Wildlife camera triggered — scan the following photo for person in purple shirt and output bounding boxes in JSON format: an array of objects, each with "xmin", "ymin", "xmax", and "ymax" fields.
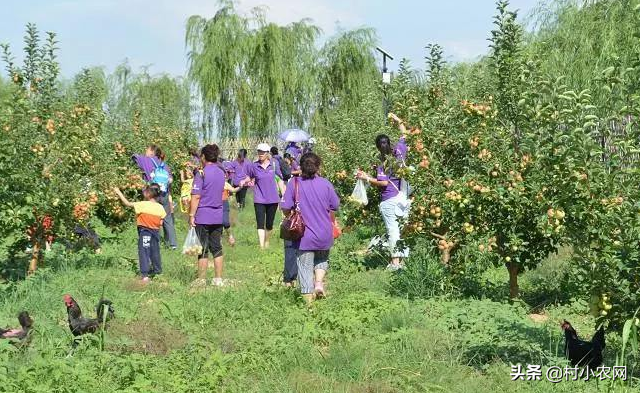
[
  {"xmin": 229, "ymin": 149, "xmax": 249, "ymax": 209},
  {"xmin": 394, "ymin": 136, "xmax": 408, "ymax": 161},
  {"xmin": 281, "ymin": 152, "xmax": 339, "ymax": 304},
  {"xmin": 284, "ymin": 153, "xmax": 301, "ymax": 177},
  {"xmin": 356, "ymin": 134, "xmax": 409, "ymax": 271},
  {"xmin": 240, "ymin": 143, "xmax": 286, "ymax": 250},
  {"xmin": 285, "ymin": 142, "xmax": 302, "ymax": 163},
  {"xmin": 132, "ymin": 145, "xmax": 178, "ymax": 249},
  {"xmin": 281, "ymin": 152, "xmax": 300, "ymax": 286},
  {"xmin": 190, "ymin": 144, "xmax": 226, "ymax": 287},
  {"xmin": 302, "ymin": 137, "xmax": 316, "ymax": 155},
  {"xmin": 220, "ymin": 157, "xmax": 239, "ymax": 247}
]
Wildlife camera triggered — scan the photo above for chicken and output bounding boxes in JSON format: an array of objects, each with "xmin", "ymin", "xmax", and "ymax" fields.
[
  {"xmin": 0, "ymin": 311, "xmax": 33, "ymax": 340},
  {"xmin": 561, "ymin": 320, "xmax": 605, "ymax": 368},
  {"xmin": 63, "ymin": 294, "xmax": 114, "ymax": 337}
]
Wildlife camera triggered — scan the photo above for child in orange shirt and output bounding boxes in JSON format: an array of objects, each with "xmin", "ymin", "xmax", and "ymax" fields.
[{"xmin": 114, "ymin": 184, "xmax": 166, "ymax": 283}]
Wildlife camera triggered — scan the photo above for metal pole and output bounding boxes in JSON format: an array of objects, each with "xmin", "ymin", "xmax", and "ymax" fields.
[
  {"xmin": 375, "ymin": 48, "xmax": 394, "ymax": 120},
  {"xmin": 382, "ymin": 54, "xmax": 389, "ymax": 118}
]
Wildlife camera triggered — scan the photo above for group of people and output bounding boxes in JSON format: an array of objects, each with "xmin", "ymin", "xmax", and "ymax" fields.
[{"xmin": 115, "ymin": 118, "xmax": 410, "ymax": 303}]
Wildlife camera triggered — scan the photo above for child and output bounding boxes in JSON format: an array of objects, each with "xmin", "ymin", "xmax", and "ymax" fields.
[
  {"xmin": 180, "ymin": 164, "xmax": 195, "ymax": 215},
  {"xmin": 114, "ymin": 184, "xmax": 166, "ymax": 283},
  {"xmin": 222, "ymin": 180, "xmax": 240, "ymax": 246},
  {"xmin": 219, "ymin": 158, "xmax": 240, "ymax": 246}
]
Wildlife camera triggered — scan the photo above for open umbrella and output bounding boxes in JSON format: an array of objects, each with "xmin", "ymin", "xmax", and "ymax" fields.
[{"xmin": 278, "ymin": 129, "xmax": 311, "ymax": 143}]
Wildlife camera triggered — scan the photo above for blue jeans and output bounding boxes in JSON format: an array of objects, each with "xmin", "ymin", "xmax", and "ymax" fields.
[
  {"xmin": 223, "ymin": 200, "xmax": 231, "ymax": 229},
  {"xmin": 138, "ymin": 227, "xmax": 161, "ymax": 277},
  {"xmin": 158, "ymin": 194, "xmax": 178, "ymax": 248},
  {"xmin": 283, "ymin": 240, "xmax": 298, "ymax": 283}
]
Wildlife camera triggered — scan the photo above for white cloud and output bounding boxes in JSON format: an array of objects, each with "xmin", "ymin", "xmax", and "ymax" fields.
[
  {"xmin": 124, "ymin": 0, "xmax": 363, "ymax": 40},
  {"xmin": 440, "ymin": 38, "xmax": 490, "ymax": 62}
]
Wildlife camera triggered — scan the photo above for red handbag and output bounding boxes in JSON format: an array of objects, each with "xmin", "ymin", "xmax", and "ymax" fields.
[{"xmin": 280, "ymin": 177, "xmax": 305, "ymax": 241}]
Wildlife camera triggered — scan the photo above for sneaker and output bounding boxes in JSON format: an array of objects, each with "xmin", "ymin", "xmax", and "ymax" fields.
[
  {"xmin": 170, "ymin": 246, "xmax": 178, "ymax": 250},
  {"xmin": 314, "ymin": 282, "xmax": 326, "ymax": 298},
  {"xmin": 212, "ymin": 278, "xmax": 224, "ymax": 287},
  {"xmin": 141, "ymin": 276, "xmax": 151, "ymax": 284},
  {"xmin": 191, "ymin": 278, "xmax": 207, "ymax": 287}
]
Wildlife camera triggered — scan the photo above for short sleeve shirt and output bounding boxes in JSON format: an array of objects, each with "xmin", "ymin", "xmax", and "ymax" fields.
[
  {"xmin": 133, "ymin": 201, "xmax": 166, "ymax": 230},
  {"xmin": 280, "ymin": 176, "xmax": 340, "ymax": 251},
  {"xmin": 377, "ymin": 164, "xmax": 401, "ymax": 201},
  {"xmin": 192, "ymin": 163, "xmax": 225, "ymax": 225},
  {"xmin": 245, "ymin": 160, "xmax": 283, "ymax": 204}
]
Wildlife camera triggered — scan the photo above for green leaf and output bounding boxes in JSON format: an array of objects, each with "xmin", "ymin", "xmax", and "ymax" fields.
[{"xmin": 621, "ymin": 319, "xmax": 632, "ymax": 355}]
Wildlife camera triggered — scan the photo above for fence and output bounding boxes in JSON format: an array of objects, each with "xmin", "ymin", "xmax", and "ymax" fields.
[
  {"xmin": 206, "ymin": 137, "xmax": 307, "ymax": 159},
  {"xmin": 597, "ymin": 117, "xmax": 640, "ymax": 169}
]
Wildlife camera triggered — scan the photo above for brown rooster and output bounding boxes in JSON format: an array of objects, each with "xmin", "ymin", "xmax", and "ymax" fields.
[{"xmin": 63, "ymin": 294, "xmax": 114, "ymax": 337}]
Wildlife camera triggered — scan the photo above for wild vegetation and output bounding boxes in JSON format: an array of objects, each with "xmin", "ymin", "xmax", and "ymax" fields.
[{"xmin": 0, "ymin": 0, "xmax": 639, "ymax": 391}]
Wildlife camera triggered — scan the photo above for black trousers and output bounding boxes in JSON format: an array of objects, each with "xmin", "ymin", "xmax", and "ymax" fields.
[
  {"xmin": 254, "ymin": 203, "xmax": 278, "ymax": 230},
  {"xmin": 235, "ymin": 187, "xmax": 248, "ymax": 208}
]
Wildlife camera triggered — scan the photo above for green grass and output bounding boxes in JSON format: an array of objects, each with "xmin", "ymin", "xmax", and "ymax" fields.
[{"xmin": 0, "ymin": 197, "xmax": 636, "ymax": 392}]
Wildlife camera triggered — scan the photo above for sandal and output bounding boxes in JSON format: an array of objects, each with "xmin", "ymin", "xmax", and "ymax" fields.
[{"xmin": 314, "ymin": 282, "xmax": 326, "ymax": 299}]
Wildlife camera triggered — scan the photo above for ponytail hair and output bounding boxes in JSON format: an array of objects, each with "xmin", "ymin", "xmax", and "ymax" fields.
[{"xmin": 148, "ymin": 144, "xmax": 165, "ymax": 161}]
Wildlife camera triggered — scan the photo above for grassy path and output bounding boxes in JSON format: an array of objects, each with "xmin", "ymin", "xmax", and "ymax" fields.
[{"xmin": 0, "ymin": 196, "xmax": 631, "ymax": 392}]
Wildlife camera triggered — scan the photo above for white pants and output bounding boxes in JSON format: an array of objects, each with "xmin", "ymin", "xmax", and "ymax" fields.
[{"xmin": 379, "ymin": 195, "xmax": 409, "ymax": 258}]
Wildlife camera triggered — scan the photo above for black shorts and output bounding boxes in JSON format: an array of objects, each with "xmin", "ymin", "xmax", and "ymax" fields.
[
  {"xmin": 195, "ymin": 224, "xmax": 223, "ymax": 259},
  {"xmin": 254, "ymin": 203, "xmax": 278, "ymax": 230}
]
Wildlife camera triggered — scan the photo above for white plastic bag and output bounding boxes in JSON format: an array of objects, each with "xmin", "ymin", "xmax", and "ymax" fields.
[
  {"xmin": 400, "ymin": 178, "xmax": 413, "ymax": 197},
  {"xmin": 390, "ymin": 180, "xmax": 411, "ymax": 218},
  {"xmin": 395, "ymin": 193, "xmax": 411, "ymax": 218},
  {"xmin": 350, "ymin": 179, "xmax": 369, "ymax": 205},
  {"xmin": 182, "ymin": 227, "xmax": 203, "ymax": 256}
]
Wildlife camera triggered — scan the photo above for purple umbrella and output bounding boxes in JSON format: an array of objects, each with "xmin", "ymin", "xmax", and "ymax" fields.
[{"xmin": 278, "ymin": 129, "xmax": 311, "ymax": 143}]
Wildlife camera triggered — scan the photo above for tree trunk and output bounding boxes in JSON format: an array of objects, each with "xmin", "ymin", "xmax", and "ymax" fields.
[
  {"xmin": 507, "ymin": 262, "xmax": 519, "ymax": 299},
  {"xmin": 28, "ymin": 241, "xmax": 40, "ymax": 275},
  {"xmin": 441, "ymin": 248, "xmax": 450, "ymax": 265}
]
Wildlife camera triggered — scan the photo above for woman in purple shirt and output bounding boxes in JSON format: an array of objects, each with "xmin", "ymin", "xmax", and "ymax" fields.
[
  {"xmin": 356, "ymin": 134, "xmax": 408, "ymax": 271},
  {"xmin": 281, "ymin": 152, "xmax": 340, "ymax": 304},
  {"xmin": 132, "ymin": 145, "xmax": 178, "ymax": 249},
  {"xmin": 229, "ymin": 149, "xmax": 249, "ymax": 209},
  {"xmin": 241, "ymin": 143, "xmax": 286, "ymax": 250},
  {"xmin": 189, "ymin": 144, "xmax": 226, "ymax": 286}
]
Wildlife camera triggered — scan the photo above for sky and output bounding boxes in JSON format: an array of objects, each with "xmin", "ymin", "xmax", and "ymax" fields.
[{"xmin": 1, "ymin": 0, "xmax": 541, "ymax": 78}]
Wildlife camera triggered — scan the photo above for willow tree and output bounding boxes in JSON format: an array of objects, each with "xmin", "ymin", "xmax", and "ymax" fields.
[
  {"xmin": 106, "ymin": 61, "xmax": 191, "ymax": 133},
  {"xmin": 186, "ymin": 1, "xmax": 320, "ymax": 139},
  {"xmin": 527, "ymin": 0, "xmax": 640, "ymax": 105},
  {"xmin": 316, "ymin": 28, "xmax": 378, "ymax": 120}
]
